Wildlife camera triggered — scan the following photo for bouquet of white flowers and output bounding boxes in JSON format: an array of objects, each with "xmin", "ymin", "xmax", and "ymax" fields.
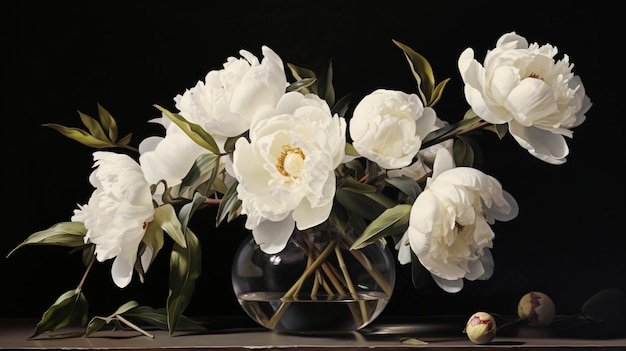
[{"xmin": 8, "ymin": 31, "xmax": 591, "ymax": 337}]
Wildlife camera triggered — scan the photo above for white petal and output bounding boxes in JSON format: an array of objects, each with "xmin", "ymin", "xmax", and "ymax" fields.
[
  {"xmin": 509, "ymin": 121, "xmax": 568, "ymax": 164},
  {"xmin": 253, "ymin": 218, "xmax": 296, "ymax": 254},
  {"xmin": 432, "ymin": 275, "xmax": 464, "ymax": 293}
]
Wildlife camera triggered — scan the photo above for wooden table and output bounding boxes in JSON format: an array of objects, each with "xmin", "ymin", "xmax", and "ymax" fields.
[{"xmin": 1, "ymin": 316, "xmax": 625, "ymax": 350}]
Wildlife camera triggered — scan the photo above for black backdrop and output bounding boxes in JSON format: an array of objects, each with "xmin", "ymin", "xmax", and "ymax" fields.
[{"xmin": 3, "ymin": 2, "xmax": 625, "ymax": 322}]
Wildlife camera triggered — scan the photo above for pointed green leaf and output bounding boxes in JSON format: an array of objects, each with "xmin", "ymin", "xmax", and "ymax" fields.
[
  {"xmin": 223, "ymin": 131, "xmax": 247, "ymax": 153},
  {"xmin": 428, "ymin": 78, "xmax": 451, "ymax": 107},
  {"xmin": 484, "ymin": 122, "xmax": 509, "ymax": 140},
  {"xmin": 331, "ymin": 93, "xmax": 352, "ymax": 118},
  {"xmin": 178, "ymin": 192, "xmax": 207, "ymax": 232},
  {"xmin": 453, "ymin": 137, "xmax": 475, "ymax": 167},
  {"xmin": 122, "ymin": 306, "xmax": 206, "ymax": 331},
  {"xmin": 154, "ymin": 104, "xmax": 220, "ymax": 154},
  {"xmin": 384, "ymin": 176, "xmax": 422, "ymax": 201},
  {"xmin": 339, "ymin": 177, "xmax": 378, "ymax": 193},
  {"xmin": 78, "ymin": 110, "xmax": 109, "ymax": 141},
  {"xmin": 287, "ymin": 62, "xmax": 316, "ymax": 81},
  {"xmin": 141, "ymin": 220, "xmax": 166, "ymax": 270},
  {"xmin": 179, "ymin": 153, "xmax": 220, "ymax": 197},
  {"xmin": 85, "ymin": 301, "xmax": 141, "ymax": 336},
  {"xmin": 167, "ymin": 228, "xmax": 202, "ymax": 334},
  {"xmin": 317, "ymin": 59, "xmax": 335, "ymax": 107},
  {"xmin": 421, "ymin": 116, "xmax": 483, "ymax": 149},
  {"xmin": 393, "ymin": 39, "xmax": 435, "ymax": 106},
  {"xmin": 344, "ymin": 142, "xmax": 359, "ymax": 157},
  {"xmin": 216, "ymin": 180, "xmax": 242, "ymax": 225},
  {"xmin": 8, "ymin": 222, "xmax": 87, "ymax": 257},
  {"xmin": 335, "ymin": 188, "xmax": 391, "ymax": 221},
  {"xmin": 96, "ymin": 103, "xmax": 119, "ymax": 142},
  {"xmin": 152, "ymin": 204, "xmax": 186, "ymax": 248},
  {"xmin": 351, "ymin": 204, "xmax": 411, "ymax": 249},
  {"xmin": 286, "ymin": 77, "xmax": 317, "ymax": 93},
  {"xmin": 401, "ymin": 337, "xmax": 428, "ymax": 345},
  {"xmin": 43, "ymin": 124, "xmax": 119, "ymax": 149},
  {"xmin": 32, "ymin": 288, "xmax": 89, "ymax": 338}
]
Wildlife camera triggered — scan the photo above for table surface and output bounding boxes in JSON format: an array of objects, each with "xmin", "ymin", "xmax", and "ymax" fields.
[{"xmin": 2, "ymin": 316, "xmax": 625, "ymax": 350}]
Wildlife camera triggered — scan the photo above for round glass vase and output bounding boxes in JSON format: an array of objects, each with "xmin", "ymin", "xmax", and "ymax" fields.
[{"xmin": 231, "ymin": 221, "xmax": 396, "ymax": 334}]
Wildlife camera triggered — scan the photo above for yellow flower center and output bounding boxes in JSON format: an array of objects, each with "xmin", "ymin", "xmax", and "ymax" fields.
[
  {"xmin": 528, "ymin": 72, "xmax": 544, "ymax": 80},
  {"xmin": 276, "ymin": 145, "xmax": 306, "ymax": 178}
]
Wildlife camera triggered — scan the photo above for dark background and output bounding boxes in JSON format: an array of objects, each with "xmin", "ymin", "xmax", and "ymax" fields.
[{"xmin": 2, "ymin": 1, "xmax": 624, "ymax": 323}]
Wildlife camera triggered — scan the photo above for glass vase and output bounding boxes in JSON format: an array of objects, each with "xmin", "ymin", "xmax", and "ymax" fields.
[{"xmin": 231, "ymin": 221, "xmax": 396, "ymax": 334}]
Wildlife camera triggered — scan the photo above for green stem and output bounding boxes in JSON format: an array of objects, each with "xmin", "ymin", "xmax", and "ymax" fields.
[
  {"xmin": 335, "ymin": 246, "xmax": 367, "ymax": 326},
  {"xmin": 267, "ymin": 239, "xmax": 338, "ymax": 328}
]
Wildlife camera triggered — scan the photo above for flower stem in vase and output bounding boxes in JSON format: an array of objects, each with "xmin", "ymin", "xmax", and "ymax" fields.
[{"xmin": 267, "ymin": 238, "xmax": 338, "ymax": 328}]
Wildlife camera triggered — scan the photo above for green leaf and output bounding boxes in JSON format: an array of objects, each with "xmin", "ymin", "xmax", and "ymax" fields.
[
  {"xmin": 331, "ymin": 93, "xmax": 352, "ymax": 117},
  {"xmin": 344, "ymin": 143, "xmax": 360, "ymax": 157},
  {"xmin": 339, "ymin": 177, "xmax": 378, "ymax": 193},
  {"xmin": 42, "ymin": 124, "xmax": 119, "ymax": 149},
  {"xmin": 154, "ymin": 104, "xmax": 220, "ymax": 154},
  {"xmin": 179, "ymin": 153, "xmax": 220, "ymax": 197},
  {"xmin": 484, "ymin": 122, "xmax": 509, "ymax": 140},
  {"xmin": 286, "ymin": 77, "xmax": 316, "ymax": 93},
  {"xmin": 287, "ymin": 62, "xmax": 317, "ymax": 81},
  {"xmin": 178, "ymin": 192, "xmax": 207, "ymax": 233},
  {"xmin": 581, "ymin": 288, "xmax": 626, "ymax": 323},
  {"xmin": 8, "ymin": 222, "xmax": 87, "ymax": 257},
  {"xmin": 123, "ymin": 306, "xmax": 206, "ymax": 332},
  {"xmin": 141, "ymin": 220, "xmax": 166, "ymax": 271},
  {"xmin": 167, "ymin": 228, "xmax": 202, "ymax": 334},
  {"xmin": 85, "ymin": 301, "xmax": 140, "ymax": 336},
  {"xmin": 453, "ymin": 137, "xmax": 475, "ymax": 167},
  {"xmin": 96, "ymin": 103, "xmax": 119, "ymax": 142},
  {"xmin": 429, "ymin": 78, "xmax": 451, "ymax": 107},
  {"xmin": 384, "ymin": 176, "xmax": 422, "ymax": 202},
  {"xmin": 351, "ymin": 204, "xmax": 411, "ymax": 249},
  {"xmin": 400, "ymin": 337, "xmax": 428, "ymax": 345},
  {"xmin": 152, "ymin": 204, "xmax": 186, "ymax": 248},
  {"xmin": 335, "ymin": 188, "xmax": 392, "ymax": 221},
  {"xmin": 32, "ymin": 289, "xmax": 89, "ymax": 338},
  {"xmin": 223, "ymin": 131, "xmax": 247, "ymax": 153},
  {"xmin": 317, "ymin": 59, "xmax": 335, "ymax": 107},
  {"xmin": 78, "ymin": 110, "xmax": 109, "ymax": 141},
  {"xmin": 421, "ymin": 116, "xmax": 483, "ymax": 149},
  {"xmin": 392, "ymin": 39, "xmax": 436, "ymax": 106},
  {"xmin": 216, "ymin": 180, "xmax": 242, "ymax": 225}
]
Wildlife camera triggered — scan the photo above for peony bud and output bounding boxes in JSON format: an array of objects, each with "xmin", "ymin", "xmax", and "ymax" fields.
[
  {"xmin": 517, "ymin": 291, "xmax": 555, "ymax": 327},
  {"xmin": 465, "ymin": 312, "xmax": 497, "ymax": 344}
]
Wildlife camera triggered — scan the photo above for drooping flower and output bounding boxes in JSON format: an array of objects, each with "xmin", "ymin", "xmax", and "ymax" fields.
[
  {"xmin": 458, "ymin": 31, "xmax": 592, "ymax": 164},
  {"xmin": 349, "ymin": 89, "xmax": 437, "ymax": 170},
  {"xmin": 71, "ymin": 151, "xmax": 155, "ymax": 288},
  {"xmin": 139, "ymin": 119, "xmax": 216, "ymax": 200},
  {"xmin": 174, "ymin": 45, "xmax": 287, "ymax": 149},
  {"xmin": 400, "ymin": 148, "xmax": 519, "ymax": 293},
  {"xmin": 232, "ymin": 91, "xmax": 346, "ymax": 254}
]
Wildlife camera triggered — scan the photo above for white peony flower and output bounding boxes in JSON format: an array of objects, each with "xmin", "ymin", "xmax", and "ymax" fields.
[
  {"xmin": 349, "ymin": 89, "xmax": 437, "ymax": 170},
  {"xmin": 71, "ymin": 151, "xmax": 155, "ymax": 288},
  {"xmin": 458, "ymin": 31, "xmax": 592, "ymax": 165},
  {"xmin": 388, "ymin": 117, "xmax": 454, "ymax": 181},
  {"xmin": 174, "ymin": 45, "xmax": 287, "ymax": 149},
  {"xmin": 232, "ymin": 91, "xmax": 346, "ymax": 254},
  {"xmin": 402, "ymin": 148, "xmax": 518, "ymax": 293},
  {"xmin": 139, "ymin": 121, "xmax": 214, "ymax": 200}
]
